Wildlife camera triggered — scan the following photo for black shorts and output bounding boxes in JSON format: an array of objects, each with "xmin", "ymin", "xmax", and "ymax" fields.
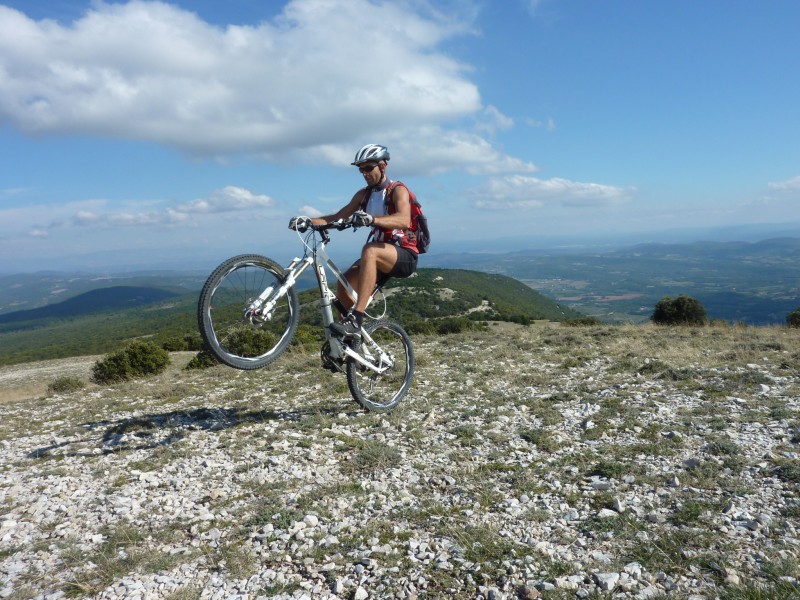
[{"xmin": 355, "ymin": 246, "xmax": 418, "ymax": 287}]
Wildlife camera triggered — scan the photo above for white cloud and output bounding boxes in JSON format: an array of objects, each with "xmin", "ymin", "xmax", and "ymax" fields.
[
  {"xmin": 0, "ymin": 0, "xmax": 532, "ymax": 174},
  {"xmin": 73, "ymin": 210, "xmax": 102, "ymax": 226},
  {"xmin": 172, "ymin": 186, "xmax": 274, "ymax": 214},
  {"xmin": 0, "ymin": 186, "xmax": 274, "ymax": 237},
  {"xmin": 297, "ymin": 205, "xmax": 323, "ymax": 218},
  {"xmin": 474, "ymin": 105, "xmax": 514, "ymax": 135},
  {"xmin": 768, "ymin": 176, "xmax": 800, "ymax": 191},
  {"xmin": 473, "ymin": 175, "xmax": 634, "ymax": 209},
  {"xmin": 367, "ymin": 126, "xmax": 537, "ymax": 177}
]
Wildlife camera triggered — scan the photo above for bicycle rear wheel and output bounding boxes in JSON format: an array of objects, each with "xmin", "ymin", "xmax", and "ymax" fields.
[
  {"xmin": 346, "ymin": 319, "xmax": 414, "ymax": 412},
  {"xmin": 198, "ymin": 254, "xmax": 299, "ymax": 370}
]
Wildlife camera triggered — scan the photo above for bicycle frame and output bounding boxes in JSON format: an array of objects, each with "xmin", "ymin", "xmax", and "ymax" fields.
[{"xmin": 246, "ymin": 224, "xmax": 393, "ymax": 373}]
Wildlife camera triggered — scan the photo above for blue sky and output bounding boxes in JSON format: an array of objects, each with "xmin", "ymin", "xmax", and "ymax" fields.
[{"xmin": 1, "ymin": 0, "xmax": 799, "ymax": 273}]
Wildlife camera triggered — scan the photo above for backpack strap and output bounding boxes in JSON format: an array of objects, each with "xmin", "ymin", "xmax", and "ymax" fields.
[
  {"xmin": 359, "ymin": 187, "xmax": 371, "ymax": 212},
  {"xmin": 384, "ymin": 180, "xmax": 419, "ymax": 212}
]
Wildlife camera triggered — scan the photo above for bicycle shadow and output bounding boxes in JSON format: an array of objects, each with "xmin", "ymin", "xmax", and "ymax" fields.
[{"xmin": 27, "ymin": 404, "xmax": 349, "ymax": 460}]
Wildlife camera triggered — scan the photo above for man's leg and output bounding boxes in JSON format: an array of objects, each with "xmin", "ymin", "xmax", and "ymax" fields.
[
  {"xmin": 331, "ymin": 243, "xmax": 397, "ymax": 336},
  {"xmin": 335, "ymin": 266, "xmax": 359, "ymax": 314},
  {"xmin": 353, "ymin": 243, "xmax": 398, "ymax": 313}
]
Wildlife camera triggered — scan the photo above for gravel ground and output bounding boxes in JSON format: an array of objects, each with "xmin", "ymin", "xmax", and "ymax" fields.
[{"xmin": 1, "ymin": 324, "xmax": 799, "ymax": 599}]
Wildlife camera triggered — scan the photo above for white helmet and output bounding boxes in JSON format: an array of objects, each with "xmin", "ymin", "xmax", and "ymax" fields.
[{"xmin": 351, "ymin": 144, "xmax": 390, "ymax": 166}]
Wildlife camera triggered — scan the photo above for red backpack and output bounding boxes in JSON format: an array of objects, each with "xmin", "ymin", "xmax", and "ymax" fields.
[{"xmin": 361, "ymin": 181, "xmax": 430, "ymax": 254}]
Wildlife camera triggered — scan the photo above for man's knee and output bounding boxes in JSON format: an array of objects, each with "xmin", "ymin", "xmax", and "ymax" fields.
[
  {"xmin": 360, "ymin": 243, "xmax": 382, "ymax": 262},
  {"xmin": 361, "ymin": 243, "xmax": 397, "ymax": 271}
]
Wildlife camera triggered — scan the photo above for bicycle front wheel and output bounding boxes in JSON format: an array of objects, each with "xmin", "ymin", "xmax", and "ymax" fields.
[
  {"xmin": 198, "ymin": 254, "xmax": 300, "ymax": 370},
  {"xmin": 346, "ymin": 319, "xmax": 414, "ymax": 412}
]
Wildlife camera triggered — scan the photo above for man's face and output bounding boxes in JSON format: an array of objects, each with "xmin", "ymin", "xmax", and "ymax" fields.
[{"xmin": 358, "ymin": 162, "xmax": 382, "ymax": 185}]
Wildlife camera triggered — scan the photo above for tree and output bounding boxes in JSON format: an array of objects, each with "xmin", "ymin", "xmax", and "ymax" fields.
[
  {"xmin": 788, "ymin": 306, "xmax": 800, "ymax": 328},
  {"xmin": 651, "ymin": 295, "xmax": 707, "ymax": 326}
]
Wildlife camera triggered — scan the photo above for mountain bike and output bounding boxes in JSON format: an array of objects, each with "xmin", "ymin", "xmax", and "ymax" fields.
[{"xmin": 197, "ymin": 218, "xmax": 414, "ymax": 412}]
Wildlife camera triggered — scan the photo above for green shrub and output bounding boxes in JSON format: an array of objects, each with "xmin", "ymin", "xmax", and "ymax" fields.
[
  {"xmin": 406, "ymin": 320, "xmax": 437, "ymax": 335},
  {"xmin": 290, "ymin": 324, "xmax": 323, "ymax": 347},
  {"xmin": 566, "ymin": 316, "xmax": 602, "ymax": 326},
  {"xmin": 161, "ymin": 336, "xmax": 187, "ymax": 352},
  {"xmin": 788, "ymin": 306, "xmax": 800, "ymax": 328},
  {"xmin": 651, "ymin": 295, "xmax": 707, "ymax": 326},
  {"xmin": 47, "ymin": 375, "xmax": 86, "ymax": 395},
  {"xmin": 436, "ymin": 317, "xmax": 484, "ymax": 335},
  {"xmin": 223, "ymin": 327, "xmax": 278, "ymax": 356},
  {"xmin": 185, "ymin": 349, "xmax": 219, "ymax": 370},
  {"xmin": 404, "ymin": 318, "xmax": 486, "ymax": 336},
  {"xmin": 185, "ymin": 332, "xmax": 203, "ymax": 351},
  {"xmin": 92, "ymin": 340, "xmax": 171, "ymax": 384},
  {"xmin": 161, "ymin": 332, "xmax": 204, "ymax": 352}
]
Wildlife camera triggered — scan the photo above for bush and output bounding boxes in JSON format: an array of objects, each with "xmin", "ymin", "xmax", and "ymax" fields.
[
  {"xmin": 651, "ymin": 295, "xmax": 707, "ymax": 326},
  {"xmin": 291, "ymin": 324, "xmax": 323, "ymax": 348},
  {"xmin": 161, "ymin": 336, "xmax": 188, "ymax": 352},
  {"xmin": 161, "ymin": 332, "xmax": 204, "ymax": 352},
  {"xmin": 788, "ymin": 306, "xmax": 800, "ymax": 328},
  {"xmin": 435, "ymin": 317, "xmax": 485, "ymax": 335},
  {"xmin": 92, "ymin": 340, "xmax": 171, "ymax": 384},
  {"xmin": 223, "ymin": 327, "xmax": 279, "ymax": 356},
  {"xmin": 406, "ymin": 320, "xmax": 437, "ymax": 335},
  {"xmin": 566, "ymin": 316, "xmax": 603, "ymax": 327},
  {"xmin": 185, "ymin": 349, "xmax": 219, "ymax": 370},
  {"xmin": 47, "ymin": 376, "xmax": 85, "ymax": 395}
]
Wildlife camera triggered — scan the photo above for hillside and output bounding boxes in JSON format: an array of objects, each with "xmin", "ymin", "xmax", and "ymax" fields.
[
  {"xmin": 1, "ymin": 324, "xmax": 798, "ymax": 598},
  {"xmin": 0, "ymin": 289, "xmax": 199, "ymax": 366},
  {"xmin": 384, "ymin": 268, "xmax": 583, "ymax": 323},
  {"xmin": 0, "ymin": 286, "xmax": 177, "ymax": 326},
  {"xmin": 0, "ymin": 269, "xmax": 581, "ymax": 367},
  {"xmin": 0, "ymin": 271, "xmax": 207, "ymax": 315}
]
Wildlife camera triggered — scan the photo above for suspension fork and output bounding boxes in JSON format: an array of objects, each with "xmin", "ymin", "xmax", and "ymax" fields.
[{"xmin": 246, "ymin": 257, "xmax": 311, "ymax": 320}]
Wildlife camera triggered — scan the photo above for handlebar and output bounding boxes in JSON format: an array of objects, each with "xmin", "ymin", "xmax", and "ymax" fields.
[
  {"xmin": 289, "ymin": 216, "xmax": 367, "ymax": 244},
  {"xmin": 316, "ymin": 218, "xmax": 355, "ymax": 232}
]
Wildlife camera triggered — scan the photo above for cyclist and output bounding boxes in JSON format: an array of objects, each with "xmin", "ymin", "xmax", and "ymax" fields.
[{"xmin": 289, "ymin": 144, "xmax": 419, "ymax": 337}]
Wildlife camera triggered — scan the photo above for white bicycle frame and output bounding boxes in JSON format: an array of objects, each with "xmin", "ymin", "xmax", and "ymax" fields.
[{"xmin": 246, "ymin": 222, "xmax": 393, "ymax": 373}]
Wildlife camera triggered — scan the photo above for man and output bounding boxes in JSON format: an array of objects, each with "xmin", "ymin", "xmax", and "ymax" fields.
[{"xmin": 289, "ymin": 144, "xmax": 419, "ymax": 337}]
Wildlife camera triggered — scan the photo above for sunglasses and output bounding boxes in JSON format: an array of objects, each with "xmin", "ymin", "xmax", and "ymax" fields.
[{"xmin": 358, "ymin": 163, "xmax": 379, "ymax": 173}]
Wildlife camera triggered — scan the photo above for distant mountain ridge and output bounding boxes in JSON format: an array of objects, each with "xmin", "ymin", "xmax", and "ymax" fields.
[
  {"xmin": 0, "ymin": 286, "xmax": 178, "ymax": 325},
  {"xmin": 3, "ymin": 235, "xmax": 799, "ymax": 327},
  {"xmin": 626, "ymin": 236, "xmax": 800, "ymax": 257},
  {"xmin": 0, "ymin": 271, "xmax": 207, "ymax": 316}
]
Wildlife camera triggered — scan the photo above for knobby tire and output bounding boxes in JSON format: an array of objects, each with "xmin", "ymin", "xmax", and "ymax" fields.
[{"xmin": 346, "ymin": 319, "xmax": 414, "ymax": 412}]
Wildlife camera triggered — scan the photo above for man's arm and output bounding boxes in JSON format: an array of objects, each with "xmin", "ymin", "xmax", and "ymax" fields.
[
  {"xmin": 373, "ymin": 185, "xmax": 411, "ymax": 230},
  {"xmin": 310, "ymin": 190, "xmax": 365, "ymax": 226}
]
